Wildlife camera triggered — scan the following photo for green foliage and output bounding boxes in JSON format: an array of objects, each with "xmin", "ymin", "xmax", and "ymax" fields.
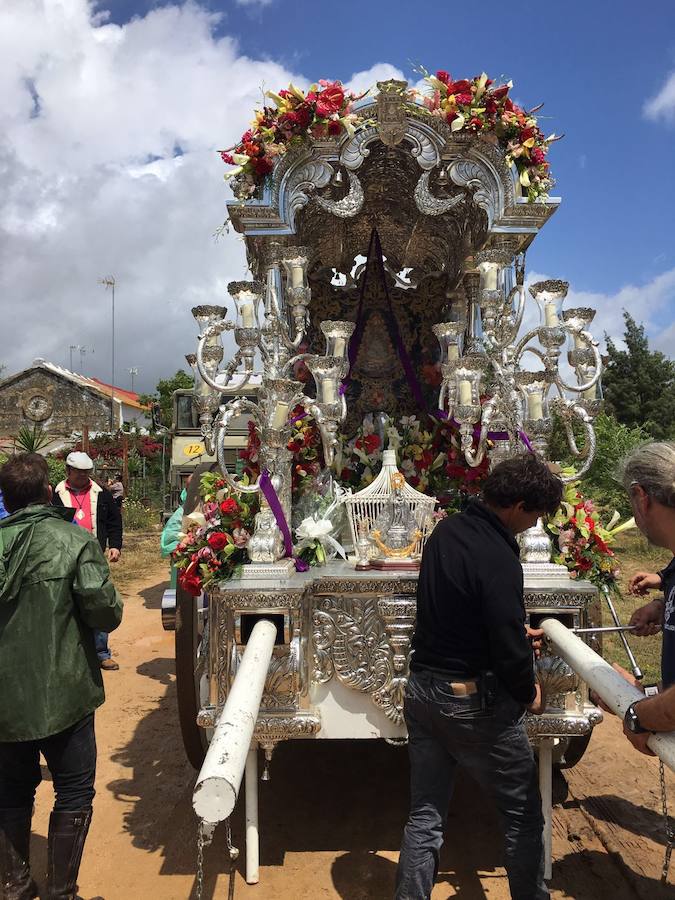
[
  {"xmin": 121, "ymin": 499, "xmax": 158, "ymax": 531},
  {"xmin": 13, "ymin": 425, "xmax": 51, "ymax": 453},
  {"xmin": 139, "ymin": 370, "xmax": 194, "ymax": 428},
  {"xmin": 549, "ymin": 412, "xmax": 647, "ymax": 516},
  {"xmin": 603, "ymin": 312, "xmax": 675, "ymax": 439},
  {"xmin": 46, "ymin": 456, "xmax": 66, "ymax": 485}
]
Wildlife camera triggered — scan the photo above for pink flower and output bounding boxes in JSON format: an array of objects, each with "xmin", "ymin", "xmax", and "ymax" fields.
[{"xmin": 233, "ymin": 527, "xmax": 250, "ymax": 548}]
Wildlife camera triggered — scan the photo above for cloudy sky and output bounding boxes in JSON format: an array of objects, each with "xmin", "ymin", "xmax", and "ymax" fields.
[{"xmin": 1, "ymin": 0, "xmax": 675, "ymax": 393}]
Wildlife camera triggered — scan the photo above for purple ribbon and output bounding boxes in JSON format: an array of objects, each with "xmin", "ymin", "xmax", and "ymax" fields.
[
  {"xmin": 258, "ymin": 469, "xmax": 309, "ymax": 572},
  {"xmin": 346, "ymin": 230, "xmax": 428, "ymax": 411},
  {"xmin": 433, "ymin": 409, "xmax": 533, "ymax": 453}
]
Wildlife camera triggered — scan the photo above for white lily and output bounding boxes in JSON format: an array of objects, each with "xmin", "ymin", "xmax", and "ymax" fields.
[
  {"xmin": 183, "ymin": 511, "xmax": 207, "ymax": 530},
  {"xmin": 607, "ymin": 516, "xmax": 636, "ymax": 537},
  {"xmin": 295, "ymin": 515, "xmax": 346, "ymax": 561},
  {"xmin": 451, "ymin": 113, "xmax": 466, "ymax": 132}
]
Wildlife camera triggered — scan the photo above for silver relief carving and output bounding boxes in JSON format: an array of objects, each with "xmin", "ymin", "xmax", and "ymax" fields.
[
  {"xmin": 314, "ymin": 169, "xmax": 364, "ymax": 218},
  {"xmin": 414, "ymin": 170, "xmax": 464, "ymax": 216}
]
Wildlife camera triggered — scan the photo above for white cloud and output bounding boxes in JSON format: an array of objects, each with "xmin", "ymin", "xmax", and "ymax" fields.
[
  {"xmin": 235, "ymin": 0, "xmax": 274, "ymax": 6},
  {"xmin": 344, "ymin": 63, "xmax": 406, "ymax": 97},
  {"xmin": 644, "ymin": 70, "xmax": 675, "ymax": 122}
]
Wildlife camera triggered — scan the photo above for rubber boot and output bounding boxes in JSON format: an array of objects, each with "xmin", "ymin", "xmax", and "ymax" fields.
[
  {"xmin": 0, "ymin": 807, "xmax": 39, "ymax": 900},
  {"xmin": 45, "ymin": 808, "xmax": 92, "ymax": 900}
]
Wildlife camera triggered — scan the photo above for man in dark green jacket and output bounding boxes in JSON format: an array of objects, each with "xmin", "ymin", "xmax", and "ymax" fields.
[{"xmin": 0, "ymin": 453, "xmax": 123, "ymax": 900}]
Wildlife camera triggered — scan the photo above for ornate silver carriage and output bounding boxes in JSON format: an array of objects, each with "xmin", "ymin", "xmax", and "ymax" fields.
[{"xmin": 167, "ymin": 78, "xmax": 608, "ymax": 884}]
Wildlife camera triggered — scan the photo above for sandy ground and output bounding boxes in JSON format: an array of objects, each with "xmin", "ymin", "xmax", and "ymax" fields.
[{"xmin": 26, "ymin": 557, "xmax": 675, "ymax": 900}]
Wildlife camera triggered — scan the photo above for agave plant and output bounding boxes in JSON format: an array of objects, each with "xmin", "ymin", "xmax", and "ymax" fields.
[{"xmin": 13, "ymin": 425, "xmax": 51, "ymax": 453}]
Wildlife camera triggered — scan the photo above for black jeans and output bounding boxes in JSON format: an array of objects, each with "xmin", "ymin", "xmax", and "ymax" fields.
[
  {"xmin": 0, "ymin": 714, "xmax": 96, "ymax": 812},
  {"xmin": 396, "ymin": 671, "xmax": 548, "ymax": 900}
]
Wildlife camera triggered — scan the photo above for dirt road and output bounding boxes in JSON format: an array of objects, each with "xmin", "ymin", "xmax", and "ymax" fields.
[{"xmin": 27, "ymin": 555, "xmax": 675, "ymax": 899}]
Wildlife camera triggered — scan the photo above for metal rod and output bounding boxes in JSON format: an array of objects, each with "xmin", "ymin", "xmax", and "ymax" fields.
[
  {"xmin": 601, "ymin": 586, "xmax": 643, "ymax": 680},
  {"xmin": 538, "ymin": 739, "xmax": 553, "ymax": 880},
  {"xmin": 573, "ymin": 625, "xmax": 637, "ymax": 635}
]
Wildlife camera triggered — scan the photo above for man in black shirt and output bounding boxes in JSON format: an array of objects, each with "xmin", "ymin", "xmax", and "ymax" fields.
[{"xmin": 396, "ymin": 455, "xmax": 562, "ymax": 900}]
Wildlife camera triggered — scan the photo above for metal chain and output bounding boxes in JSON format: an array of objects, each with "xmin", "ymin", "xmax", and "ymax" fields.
[
  {"xmin": 225, "ymin": 818, "xmax": 239, "ymax": 900},
  {"xmin": 659, "ymin": 760, "xmax": 675, "ymax": 884},
  {"xmin": 196, "ymin": 823, "xmax": 206, "ymax": 900}
]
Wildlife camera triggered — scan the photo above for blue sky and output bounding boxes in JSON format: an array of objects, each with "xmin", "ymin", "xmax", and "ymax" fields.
[{"xmin": 2, "ymin": 0, "xmax": 675, "ymax": 391}]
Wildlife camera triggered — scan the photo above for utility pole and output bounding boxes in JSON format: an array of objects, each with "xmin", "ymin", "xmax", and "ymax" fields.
[
  {"xmin": 128, "ymin": 367, "xmax": 139, "ymax": 392},
  {"xmin": 99, "ymin": 276, "xmax": 116, "ymax": 432}
]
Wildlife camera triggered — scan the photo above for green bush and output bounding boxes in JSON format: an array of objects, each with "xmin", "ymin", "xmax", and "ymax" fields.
[
  {"xmin": 122, "ymin": 499, "xmax": 158, "ymax": 531},
  {"xmin": 46, "ymin": 456, "xmax": 66, "ymax": 485},
  {"xmin": 549, "ymin": 412, "xmax": 647, "ymax": 516}
]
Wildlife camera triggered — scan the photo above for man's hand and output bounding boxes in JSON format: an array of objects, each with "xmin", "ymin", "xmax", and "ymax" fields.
[
  {"xmin": 629, "ymin": 598, "xmax": 664, "ymax": 636},
  {"xmin": 623, "ymin": 722, "xmax": 656, "ymax": 756},
  {"xmin": 106, "ymin": 548, "xmax": 121, "ymax": 563},
  {"xmin": 525, "ymin": 626, "xmax": 544, "ymax": 659},
  {"xmin": 629, "ymin": 571, "xmax": 662, "ymax": 596},
  {"xmin": 591, "ymin": 662, "xmax": 644, "ymax": 714},
  {"xmin": 527, "ymin": 683, "xmax": 545, "ymax": 715}
]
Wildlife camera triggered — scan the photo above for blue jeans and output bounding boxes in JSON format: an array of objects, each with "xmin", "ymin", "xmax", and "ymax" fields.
[
  {"xmin": 0, "ymin": 713, "xmax": 96, "ymax": 812},
  {"xmin": 396, "ymin": 670, "xmax": 548, "ymax": 900},
  {"xmin": 94, "ymin": 630, "xmax": 110, "ymax": 660}
]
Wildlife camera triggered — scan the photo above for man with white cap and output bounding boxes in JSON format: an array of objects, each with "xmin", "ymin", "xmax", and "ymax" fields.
[{"xmin": 53, "ymin": 452, "xmax": 123, "ymax": 670}]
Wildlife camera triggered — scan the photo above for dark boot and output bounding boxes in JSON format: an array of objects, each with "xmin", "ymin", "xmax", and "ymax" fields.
[
  {"xmin": 0, "ymin": 807, "xmax": 39, "ymax": 900},
  {"xmin": 45, "ymin": 808, "xmax": 92, "ymax": 900}
]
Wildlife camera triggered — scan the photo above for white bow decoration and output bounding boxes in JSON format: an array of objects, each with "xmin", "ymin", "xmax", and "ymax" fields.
[{"xmin": 294, "ymin": 515, "xmax": 346, "ymax": 561}]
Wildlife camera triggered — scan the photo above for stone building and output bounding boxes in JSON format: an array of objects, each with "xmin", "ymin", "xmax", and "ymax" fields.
[{"xmin": 0, "ymin": 358, "xmax": 147, "ymax": 438}]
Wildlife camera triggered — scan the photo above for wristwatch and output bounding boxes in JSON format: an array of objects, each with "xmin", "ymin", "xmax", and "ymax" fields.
[{"xmin": 624, "ymin": 701, "xmax": 649, "ymax": 734}]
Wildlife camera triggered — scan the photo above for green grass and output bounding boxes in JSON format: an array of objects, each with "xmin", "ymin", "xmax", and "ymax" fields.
[{"xmin": 601, "ymin": 532, "xmax": 672, "ymax": 683}]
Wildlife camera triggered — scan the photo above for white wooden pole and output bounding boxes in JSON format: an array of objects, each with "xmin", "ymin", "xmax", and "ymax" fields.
[
  {"xmin": 541, "ymin": 617, "xmax": 675, "ymax": 770},
  {"xmin": 245, "ymin": 747, "xmax": 260, "ymax": 884},
  {"xmin": 193, "ymin": 619, "xmax": 276, "ymax": 823},
  {"xmin": 538, "ymin": 739, "xmax": 553, "ymax": 880}
]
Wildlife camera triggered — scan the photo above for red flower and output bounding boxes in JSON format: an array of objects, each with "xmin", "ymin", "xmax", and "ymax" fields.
[
  {"xmin": 207, "ymin": 531, "xmax": 231, "ymax": 552},
  {"xmin": 530, "ymin": 147, "xmax": 546, "ymax": 166},
  {"xmin": 220, "ymin": 151, "xmax": 234, "ymax": 164},
  {"xmin": 316, "ymin": 84, "xmax": 345, "ymax": 118},
  {"xmin": 446, "ymin": 111, "xmax": 458, "ymax": 126},
  {"xmin": 490, "ymin": 85, "xmax": 510, "ymax": 101},
  {"xmin": 252, "ymin": 156, "xmax": 274, "ymax": 176},
  {"xmin": 436, "ymin": 70, "xmax": 450, "ymax": 84},
  {"xmin": 364, "ymin": 433, "xmax": 381, "ymax": 455},
  {"xmin": 340, "ymin": 467, "xmax": 354, "ymax": 482},
  {"xmin": 448, "ymin": 79, "xmax": 472, "ymax": 94},
  {"xmin": 468, "ymin": 117, "xmax": 484, "ymax": 131},
  {"xmin": 220, "ymin": 498, "xmax": 239, "ymax": 516},
  {"xmin": 455, "ymin": 92, "xmax": 473, "ymax": 106},
  {"xmin": 327, "ymin": 119, "xmax": 342, "ymax": 136},
  {"xmin": 179, "ymin": 572, "xmax": 202, "ymax": 596}
]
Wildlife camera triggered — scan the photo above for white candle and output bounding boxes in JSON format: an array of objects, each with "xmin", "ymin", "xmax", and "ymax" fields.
[
  {"xmin": 544, "ymin": 302, "xmax": 559, "ymax": 327},
  {"xmin": 290, "ymin": 265, "xmax": 304, "ymax": 288},
  {"xmin": 333, "ymin": 337, "xmax": 346, "ymax": 357},
  {"xmin": 573, "ymin": 333, "xmax": 585, "ymax": 349},
  {"xmin": 458, "ymin": 380, "xmax": 472, "ymax": 406},
  {"xmin": 527, "ymin": 390, "xmax": 544, "ymax": 420},
  {"xmin": 240, "ymin": 303, "xmax": 254, "ymax": 328},
  {"xmin": 583, "ymin": 385, "xmax": 596, "ymax": 400},
  {"xmin": 321, "ymin": 380, "xmax": 337, "ymax": 404},
  {"xmin": 447, "ymin": 344, "xmax": 460, "ymax": 362},
  {"xmin": 271, "ymin": 401, "xmax": 290, "ymax": 430},
  {"xmin": 483, "ymin": 266, "xmax": 498, "ymax": 291}
]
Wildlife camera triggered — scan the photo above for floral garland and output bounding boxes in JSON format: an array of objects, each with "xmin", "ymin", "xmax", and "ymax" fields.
[
  {"xmin": 415, "ymin": 69, "xmax": 556, "ymax": 201},
  {"xmin": 220, "ymin": 80, "xmax": 361, "ymax": 198},
  {"xmin": 546, "ymin": 472, "xmax": 635, "ymax": 590},
  {"xmin": 172, "ymin": 472, "xmax": 257, "ymax": 595},
  {"xmin": 220, "ymin": 70, "xmax": 557, "ymax": 202}
]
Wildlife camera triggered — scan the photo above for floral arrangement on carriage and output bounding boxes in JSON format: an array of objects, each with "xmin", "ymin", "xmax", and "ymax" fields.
[
  {"xmin": 546, "ymin": 470, "xmax": 636, "ymax": 592},
  {"xmin": 173, "ymin": 472, "xmax": 257, "ymax": 595},
  {"xmin": 220, "ymin": 69, "xmax": 558, "ymax": 201}
]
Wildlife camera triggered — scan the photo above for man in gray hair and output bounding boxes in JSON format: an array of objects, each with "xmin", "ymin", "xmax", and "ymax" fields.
[{"xmin": 616, "ymin": 442, "xmax": 675, "ymax": 753}]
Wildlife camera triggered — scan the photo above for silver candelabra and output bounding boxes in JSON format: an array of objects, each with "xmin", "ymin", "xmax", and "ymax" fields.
[
  {"xmin": 188, "ymin": 244, "xmax": 354, "ymax": 570},
  {"xmin": 435, "ymin": 247, "xmax": 604, "ymax": 576}
]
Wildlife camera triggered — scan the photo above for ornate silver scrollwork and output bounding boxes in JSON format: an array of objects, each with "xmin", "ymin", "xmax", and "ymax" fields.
[
  {"xmin": 311, "ymin": 595, "xmax": 415, "ymax": 725},
  {"xmin": 314, "ymin": 169, "xmax": 364, "ymax": 218},
  {"xmin": 448, "ymin": 158, "xmax": 498, "ymax": 227},
  {"xmin": 286, "ymin": 159, "xmax": 333, "ymax": 225},
  {"xmin": 414, "ymin": 170, "xmax": 464, "ymax": 216}
]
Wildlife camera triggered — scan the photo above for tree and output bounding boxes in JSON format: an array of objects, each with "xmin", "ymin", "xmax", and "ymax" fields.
[
  {"xmin": 602, "ymin": 312, "xmax": 675, "ymax": 439},
  {"xmin": 139, "ymin": 369, "xmax": 194, "ymax": 428}
]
